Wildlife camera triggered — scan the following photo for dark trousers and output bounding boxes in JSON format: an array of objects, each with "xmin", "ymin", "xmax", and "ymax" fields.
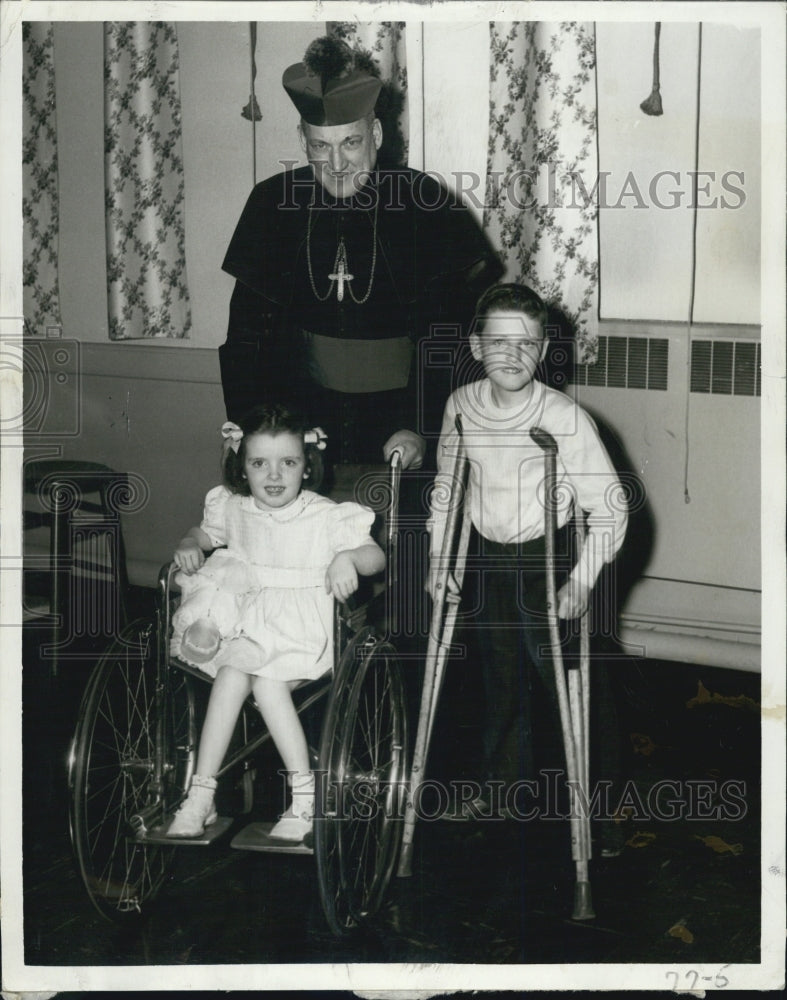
[{"xmin": 468, "ymin": 528, "xmax": 621, "ymax": 799}]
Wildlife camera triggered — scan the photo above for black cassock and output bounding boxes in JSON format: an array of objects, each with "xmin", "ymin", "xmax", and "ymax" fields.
[{"xmin": 220, "ymin": 167, "xmax": 501, "ymax": 465}]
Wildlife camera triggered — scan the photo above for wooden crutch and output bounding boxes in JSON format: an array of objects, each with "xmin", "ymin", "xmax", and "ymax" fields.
[
  {"xmin": 530, "ymin": 427, "xmax": 594, "ymax": 920},
  {"xmin": 398, "ymin": 415, "xmax": 471, "ymax": 878}
]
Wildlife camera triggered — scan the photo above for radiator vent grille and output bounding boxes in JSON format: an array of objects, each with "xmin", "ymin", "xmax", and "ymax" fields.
[
  {"xmin": 571, "ymin": 335, "xmax": 668, "ymax": 390},
  {"xmin": 690, "ymin": 340, "xmax": 761, "ymax": 396}
]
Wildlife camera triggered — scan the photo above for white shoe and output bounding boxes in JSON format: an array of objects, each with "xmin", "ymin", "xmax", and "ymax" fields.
[
  {"xmin": 269, "ymin": 806, "xmax": 312, "ymax": 842},
  {"xmin": 270, "ymin": 772, "xmax": 314, "ymax": 842},
  {"xmin": 167, "ymin": 774, "xmax": 218, "ymax": 837}
]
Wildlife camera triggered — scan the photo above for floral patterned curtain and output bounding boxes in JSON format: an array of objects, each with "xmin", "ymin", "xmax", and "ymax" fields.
[
  {"xmin": 485, "ymin": 22, "xmax": 599, "ymax": 362},
  {"xmin": 22, "ymin": 22, "xmax": 62, "ymax": 337},
  {"xmin": 327, "ymin": 21, "xmax": 408, "ymax": 168},
  {"xmin": 104, "ymin": 22, "xmax": 191, "ymax": 340}
]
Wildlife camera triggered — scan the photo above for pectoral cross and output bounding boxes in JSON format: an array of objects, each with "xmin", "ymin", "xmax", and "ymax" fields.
[{"xmin": 329, "ymin": 239, "xmax": 354, "ymax": 302}]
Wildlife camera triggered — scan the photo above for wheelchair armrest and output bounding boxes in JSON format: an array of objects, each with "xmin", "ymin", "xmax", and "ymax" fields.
[
  {"xmin": 156, "ymin": 562, "xmax": 183, "ymax": 626},
  {"xmin": 158, "ymin": 561, "xmax": 182, "ymax": 593},
  {"xmin": 336, "ymin": 589, "xmax": 387, "ymax": 649},
  {"xmin": 336, "ymin": 591, "xmax": 367, "ymax": 632}
]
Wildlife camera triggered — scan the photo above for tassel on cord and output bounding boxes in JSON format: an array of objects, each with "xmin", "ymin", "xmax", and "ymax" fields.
[
  {"xmin": 241, "ymin": 21, "xmax": 263, "ymax": 122},
  {"xmin": 242, "ymin": 95, "xmax": 263, "ymax": 122},
  {"xmin": 640, "ymin": 22, "xmax": 663, "ymax": 116}
]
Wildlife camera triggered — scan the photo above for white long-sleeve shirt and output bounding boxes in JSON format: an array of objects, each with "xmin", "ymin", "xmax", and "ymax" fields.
[{"xmin": 428, "ymin": 379, "xmax": 628, "ymax": 592}]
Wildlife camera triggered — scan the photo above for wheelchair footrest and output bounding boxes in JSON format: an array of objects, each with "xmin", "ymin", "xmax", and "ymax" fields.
[
  {"xmin": 231, "ymin": 821, "xmax": 314, "ymax": 855},
  {"xmin": 140, "ymin": 816, "xmax": 235, "ymax": 846}
]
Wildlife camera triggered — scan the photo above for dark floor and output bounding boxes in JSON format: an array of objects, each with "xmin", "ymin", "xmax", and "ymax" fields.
[{"xmin": 19, "ymin": 584, "xmax": 762, "ymax": 972}]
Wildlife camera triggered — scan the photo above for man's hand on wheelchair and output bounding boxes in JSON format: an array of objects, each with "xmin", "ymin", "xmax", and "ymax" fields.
[
  {"xmin": 174, "ymin": 537, "xmax": 205, "ymax": 574},
  {"xmin": 325, "ymin": 551, "xmax": 360, "ymax": 602},
  {"xmin": 383, "ymin": 429, "xmax": 426, "ymax": 470},
  {"xmin": 556, "ymin": 578, "xmax": 591, "ymax": 620}
]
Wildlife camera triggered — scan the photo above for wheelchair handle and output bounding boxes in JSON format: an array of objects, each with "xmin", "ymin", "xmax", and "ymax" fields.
[{"xmin": 385, "ymin": 448, "xmax": 403, "ymax": 629}]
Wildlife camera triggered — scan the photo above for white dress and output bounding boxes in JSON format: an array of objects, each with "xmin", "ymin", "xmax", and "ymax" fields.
[{"xmin": 171, "ymin": 488, "xmax": 375, "ymax": 681}]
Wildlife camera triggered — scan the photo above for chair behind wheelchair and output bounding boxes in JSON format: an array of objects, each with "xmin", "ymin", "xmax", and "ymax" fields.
[{"xmin": 67, "ymin": 453, "xmax": 408, "ymax": 937}]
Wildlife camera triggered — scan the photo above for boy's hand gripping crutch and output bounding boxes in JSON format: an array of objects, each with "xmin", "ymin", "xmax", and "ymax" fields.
[
  {"xmin": 398, "ymin": 415, "xmax": 471, "ymax": 878},
  {"xmin": 530, "ymin": 427, "xmax": 595, "ymax": 921}
]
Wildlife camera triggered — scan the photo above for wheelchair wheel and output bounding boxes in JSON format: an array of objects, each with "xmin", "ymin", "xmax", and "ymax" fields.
[
  {"xmin": 315, "ymin": 632, "xmax": 407, "ymax": 936},
  {"xmin": 68, "ymin": 618, "xmax": 195, "ymax": 920}
]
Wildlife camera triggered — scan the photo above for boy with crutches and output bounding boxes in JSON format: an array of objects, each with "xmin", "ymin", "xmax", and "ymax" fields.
[{"xmin": 425, "ymin": 284, "xmax": 628, "ymax": 910}]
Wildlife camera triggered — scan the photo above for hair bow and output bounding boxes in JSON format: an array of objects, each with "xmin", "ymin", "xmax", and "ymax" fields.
[
  {"xmin": 304, "ymin": 426, "xmax": 328, "ymax": 451},
  {"xmin": 221, "ymin": 421, "xmax": 243, "ymax": 453}
]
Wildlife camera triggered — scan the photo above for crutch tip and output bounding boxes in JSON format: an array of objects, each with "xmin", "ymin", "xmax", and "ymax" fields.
[{"xmin": 572, "ymin": 881, "xmax": 595, "ymax": 921}]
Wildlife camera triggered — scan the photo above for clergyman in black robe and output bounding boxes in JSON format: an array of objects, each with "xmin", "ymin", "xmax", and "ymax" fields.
[{"xmin": 220, "ymin": 35, "xmax": 501, "ymax": 469}]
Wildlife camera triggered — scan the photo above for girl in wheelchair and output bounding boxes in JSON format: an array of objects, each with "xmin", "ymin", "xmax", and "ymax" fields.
[{"xmin": 166, "ymin": 403, "xmax": 385, "ymax": 842}]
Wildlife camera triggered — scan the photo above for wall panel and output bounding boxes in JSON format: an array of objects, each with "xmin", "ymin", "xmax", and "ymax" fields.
[
  {"xmin": 693, "ymin": 24, "xmax": 760, "ymax": 324},
  {"xmin": 597, "ymin": 22, "xmax": 700, "ymax": 320}
]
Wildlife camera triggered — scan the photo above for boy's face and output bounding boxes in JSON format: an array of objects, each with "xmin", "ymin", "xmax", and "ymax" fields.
[{"xmin": 470, "ymin": 310, "xmax": 548, "ymax": 397}]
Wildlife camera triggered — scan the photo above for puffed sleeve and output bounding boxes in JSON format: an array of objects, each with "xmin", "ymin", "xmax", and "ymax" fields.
[
  {"xmin": 328, "ymin": 501, "xmax": 376, "ymax": 556},
  {"xmin": 199, "ymin": 486, "xmax": 232, "ymax": 548}
]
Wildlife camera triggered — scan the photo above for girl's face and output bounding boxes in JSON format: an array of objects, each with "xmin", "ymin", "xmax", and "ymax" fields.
[{"xmin": 242, "ymin": 431, "xmax": 308, "ymax": 510}]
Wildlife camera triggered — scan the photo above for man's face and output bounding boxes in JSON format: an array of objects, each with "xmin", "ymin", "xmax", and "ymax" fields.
[{"xmin": 300, "ymin": 117, "xmax": 382, "ymax": 199}]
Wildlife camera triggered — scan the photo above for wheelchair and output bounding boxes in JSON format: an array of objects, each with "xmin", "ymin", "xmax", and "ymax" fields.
[{"xmin": 67, "ymin": 452, "xmax": 409, "ymax": 937}]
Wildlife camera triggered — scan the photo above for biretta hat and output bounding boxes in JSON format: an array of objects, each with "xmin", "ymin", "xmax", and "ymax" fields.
[{"xmin": 282, "ymin": 36, "xmax": 382, "ymax": 127}]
